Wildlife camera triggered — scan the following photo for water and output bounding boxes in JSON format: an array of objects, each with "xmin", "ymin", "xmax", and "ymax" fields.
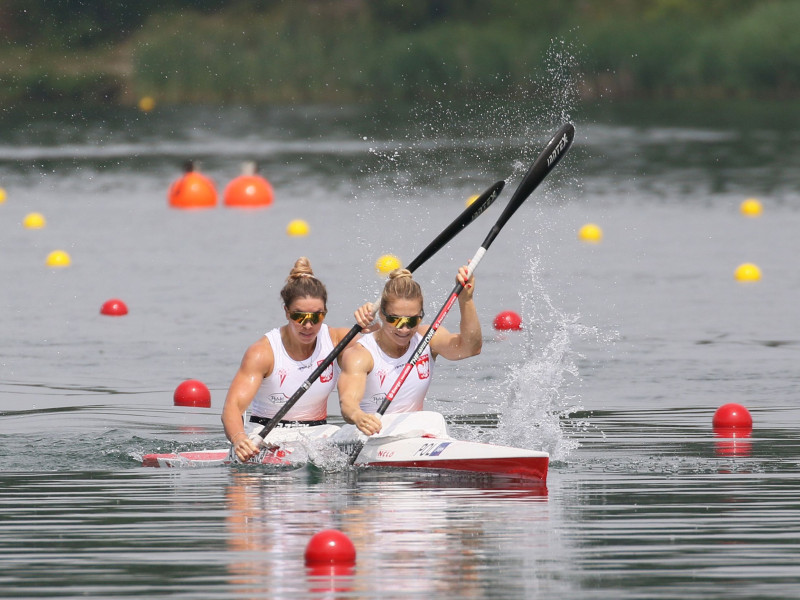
[{"xmin": 2, "ymin": 98, "xmax": 800, "ymax": 598}]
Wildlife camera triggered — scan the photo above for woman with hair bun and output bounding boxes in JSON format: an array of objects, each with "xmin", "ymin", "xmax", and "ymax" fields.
[
  {"xmin": 337, "ymin": 264, "xmax": 482, "ymax": 437},
  {"xmin": 222, "ymin": 257, "xmax": 369, "ymax": 462}
]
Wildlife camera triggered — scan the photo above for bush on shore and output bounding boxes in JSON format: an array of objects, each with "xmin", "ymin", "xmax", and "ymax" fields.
[{"xmin": 2, "ymin": 0, "xmax": 800, "ymax": 106}]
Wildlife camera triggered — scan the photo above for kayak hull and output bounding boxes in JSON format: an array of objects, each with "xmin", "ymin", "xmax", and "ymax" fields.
[
  {"xmin": 141, "ymin": 439, "xmax": 548, "ymax": 482},
  {"xmin": 368, "ymin": 456, "xmax": 547, "ymax": 481},
  {"xmin": 141, "ymin": 412, "xmax": 549, "ymax": 482}
]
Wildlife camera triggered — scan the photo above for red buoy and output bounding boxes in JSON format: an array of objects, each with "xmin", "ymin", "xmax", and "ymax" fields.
[
  {"xmin": 224, "ymin": 162, "xmax": 274, "ymax": 208},
  {"xmin": 168, "ymin": 161, "xmax": 217, "ymax": 209},
  {"xmin": 173, "ymin": 379, "xmax": 211, "ymax": 408},
  {"xmin": 493, "ymin": 310, "xmax": 522, "ymax": 331},
  {"xmin": 100, "ymin": 298, "xmax": 128, "ymax": 316},
  {"xmin": 304, "ymin": 530, "xmax": 356, "ymax": 566},
  {"xmin": 712, "ymin": 403, "xmax": 753, "ymax": 430}
]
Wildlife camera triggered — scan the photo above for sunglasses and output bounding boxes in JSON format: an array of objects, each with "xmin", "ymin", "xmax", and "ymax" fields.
[
  {"xmin": 288, "ymin": 310, "xmax": 327, "ymax": 325},
  {"xmin": 382, "ymin": 310, "xmax": 424, "ymax": 329}
]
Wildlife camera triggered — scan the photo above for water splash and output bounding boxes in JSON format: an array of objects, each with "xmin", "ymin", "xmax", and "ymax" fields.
[
  {"xmin": 304, "ymin": 436, "xmax": 352, "ymax": 473},
  {"xmin": 540, "ymin": 36, "xmax": 581, "ymax": 127},
  {"xmin": 484, "ymin": 255, "xmax": 604, "ymax": 462},
  {"xmin": 352, "ymin": 36, "xmax": 583, "ymax": 292}
]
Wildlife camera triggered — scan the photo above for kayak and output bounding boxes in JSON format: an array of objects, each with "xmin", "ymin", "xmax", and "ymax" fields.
[{"xmin": 141, "ymin": 411, "xmax": 549, "ymax": 483}]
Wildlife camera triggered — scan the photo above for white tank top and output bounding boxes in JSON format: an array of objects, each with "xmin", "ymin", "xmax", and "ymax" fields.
[
  {"xmin": 358, "ymin": 331, "xmax": 434, "ymax": 414},
  {"xmin": 250, "ymin": 324, "xmax": 338, "ymax": 421}
]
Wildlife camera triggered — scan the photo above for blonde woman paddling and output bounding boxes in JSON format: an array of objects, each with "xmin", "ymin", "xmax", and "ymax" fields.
[{"xmin": 338, "ymin": 264, "xmax": 481, "ymax": 437}]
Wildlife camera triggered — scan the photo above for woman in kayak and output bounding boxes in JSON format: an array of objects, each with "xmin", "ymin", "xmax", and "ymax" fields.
[
  {"xmin": 222, "ymin": 257, "xmax": 369, "ymax": 462},
  {"xmin": 337, "ymin": 264, "xmax": 481, "ymax": 437}
]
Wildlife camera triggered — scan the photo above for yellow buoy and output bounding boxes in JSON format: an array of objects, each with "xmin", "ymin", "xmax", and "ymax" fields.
[
  {"xmin": 578, "ymin": 223, "xmax": 603, "ymax": 243},
  {"xmin": 23, "ymin": 212, "xmax": 46, "ymax": 229},
  {"xmin": 740, "ymin": 198, "xmax": 762, "ymax": 217},
  {"xmin": 46, "ymin": 250, "xmax": 71, "ymax": 268},
  {"xmin": 0, "ymin": 187, "xmax": 6, "ymax": 203},
  {"xmin": 138, "ymin": 96, "xmax": 156, "ymax": 112},
  {"xmin": 375, "ymin": 254, "xmax": 401, "ymax": 275},
  {"xmin": 466, "ymin": 194, "xmax": 479, "ymax": 207},
  {"xmin": 286, "ymin": 219, "xmax": 310, "ymax": 237},
  {"xmin": 734, "ymin": 262, "xmax": 761, "ymax": 282}
]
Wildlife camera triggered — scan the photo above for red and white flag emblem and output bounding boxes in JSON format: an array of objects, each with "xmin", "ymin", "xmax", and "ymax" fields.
[
  {"xmin": 416, "ymin": 354, "xmax": 430, "ymax": 379},
  {"xmin": 318, "ymin": 360, "xmax": 333, "ymax": 383}
]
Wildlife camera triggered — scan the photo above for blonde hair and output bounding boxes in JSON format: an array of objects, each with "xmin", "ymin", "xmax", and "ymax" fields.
[
  {"xmin": 280, "ymin": 257, "xmax": 327, "ymax": 308},
  {"xmin": 380, "ymin": 268, "xmax": 423, "ymax": 313}
]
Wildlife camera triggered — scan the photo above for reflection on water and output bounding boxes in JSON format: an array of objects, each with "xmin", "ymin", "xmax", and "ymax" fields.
[{"xmin": 222, "ymin": 471, "xmax": 549, "ymax": 599}]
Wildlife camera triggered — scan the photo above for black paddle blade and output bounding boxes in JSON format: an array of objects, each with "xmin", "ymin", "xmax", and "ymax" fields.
[
  {"xmin": 406, "ymin": 180, "xmax": 504, "ymax": 273},
  {"xmin": 499, "ymin": 123, "xmax": 574, "ymax": 230},
  {"xmin": 480, "ymin": 123, "xmax": 575, "ymax": 250}
]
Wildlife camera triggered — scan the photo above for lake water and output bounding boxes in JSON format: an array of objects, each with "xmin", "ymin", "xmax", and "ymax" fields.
[{"xmin": 1, "ymin": 97, "xmax": 800, "ymax": 599}]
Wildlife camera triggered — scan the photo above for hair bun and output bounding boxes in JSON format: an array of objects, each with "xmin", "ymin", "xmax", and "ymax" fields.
[
  {"xmin": 388, "ymin": 268, "xmax": 412, "ymax": 280},
  {"xmin": 288, "ymin": 256, "xmax": 314, "ymax": 280},
  {"xmin": 280, "ymin": 257, "xmax": 327, "ymax": 309}
]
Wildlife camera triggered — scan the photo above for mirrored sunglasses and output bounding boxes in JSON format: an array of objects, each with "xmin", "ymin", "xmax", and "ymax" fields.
[
  {"xmin": 382, "ymin": 310, "xmax": 424, "ymax": 329},
  {"xmin": 288, "ymin": 311, "xmax": 327, "ymax": 325}
]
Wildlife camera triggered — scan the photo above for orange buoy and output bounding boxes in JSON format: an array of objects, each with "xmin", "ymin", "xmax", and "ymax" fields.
[
  {"xmin": 168, "ymin": 161, "xmax": 218, "ymax": 209},
  {"xmin": 493, "ymin": 310, "xmax": 522, "ymax": 331},
  {"xmin": 173, "ymin": 379, "xmax": 211, "ymax": 408},
  {"xmin": 100, "ymin": 298, "xmax": 128, "ymax": 316},
  {"xmin": 224, "ymin": 162, "xmax": 274, "ymax": 208}
]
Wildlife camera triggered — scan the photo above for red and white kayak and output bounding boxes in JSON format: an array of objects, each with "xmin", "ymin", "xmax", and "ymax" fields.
[{"xmin": 141, "ymin": 411, "xmax": 548, "ymax": 483}]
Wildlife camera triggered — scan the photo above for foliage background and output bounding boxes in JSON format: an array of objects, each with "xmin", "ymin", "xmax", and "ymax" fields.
[{"xmin": 1, "ymin": 0, "xmax": 798, "ymax": 105}]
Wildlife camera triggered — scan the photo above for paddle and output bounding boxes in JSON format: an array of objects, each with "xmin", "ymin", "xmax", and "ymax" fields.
[
  {"xmin": 347, "ymin": 122, "xmax": 575, "ymax": 465},
  {"xmin": 252, "ymin": 180, "xmax": 505, "ymax": 442}
]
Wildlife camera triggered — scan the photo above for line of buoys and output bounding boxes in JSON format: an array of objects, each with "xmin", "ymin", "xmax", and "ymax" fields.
[
  {"xmin": 173, "ymin": 379, "xmax": 211, "ymax": 408},
  {"xmin": 168, "ymin": 161, "xmax": 218, "ymax": 209},
  {"xmin": 375, "ymin": 254, "xmax": 401, "ymax": 275},
  {"xmin": 169, "ymin": 161, "xmax": 275, "ymax": 210},
  {"xmin": 0, "ymin": 187, "xmax": 6, "ymax": 203},
  {"xmin": 224, "ymin": 162, "xmax": 274, "ymax": 208},
  {"xmin": 736, "ymin": 196, "xmax": 764, "ymax": 283}
]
